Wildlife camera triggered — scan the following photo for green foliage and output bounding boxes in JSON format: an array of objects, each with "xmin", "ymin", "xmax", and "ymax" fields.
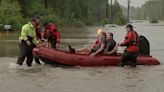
[
  {"xmin": 134, "ymin": 0, "xmax": 164, "ymax": 20},
  {"xmin": 113, "ymin": 16, "xmax": 127, "ymax": 25},
  {"xmin": 0, "ymin": 0, "xmax": 23, "ymax": 30},
  {"xmin": 0, "ymin": 0, "xmax": 126, "ymax": 30},
  {"xmin": 107, "ymin": 0, "xmax": 126, "ymax": 25}
]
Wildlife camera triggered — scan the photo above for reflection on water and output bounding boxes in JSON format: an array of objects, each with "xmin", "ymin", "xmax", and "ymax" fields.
[{"xmin": 0, "ymin": 22, "xmax": 164, "ymax": 92}]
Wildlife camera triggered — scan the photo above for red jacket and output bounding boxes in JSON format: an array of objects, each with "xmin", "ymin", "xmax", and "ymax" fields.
[
  {"xmin": 93, "ymin": 38, "xmax": 99, "ymax": 48},
  {"xmin": 120, "ymin": 30, "xmax": 139, "ymax": 53},
  {"xmin": 35, "ymin": 22, "xmax": 41, "ymax": 39},
  {"xmin": 44, "ymin": 23, "xmax": 60, "ymax": 43}
]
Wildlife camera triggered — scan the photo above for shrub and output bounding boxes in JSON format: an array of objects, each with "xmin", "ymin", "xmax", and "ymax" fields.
[
  {"xmin": 150, "ymin": 19, "xmax": 158, "ymax": 23},
  {"xmin": 0, "ymin": 0, "xmax": 23, "ymax": 31}
]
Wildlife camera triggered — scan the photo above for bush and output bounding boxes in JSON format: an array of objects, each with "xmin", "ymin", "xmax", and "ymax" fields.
[
  {"xmin": 66, "ymin": 20, "xmax": 86, "ymax": 28},
  {"xmin": 113, "ymin": 16, "xmax": 127, "ymax": 25},
  {"xmin": 42, "ymin": 14, "xmax": 86, "ymax": 28},
  {"xmin": 150, "ymin": 19, "xmax": 158, "ymax": 23},
  {"xmin": 0, "ymin": 0, "xmax": 23, "ymax": 31}
]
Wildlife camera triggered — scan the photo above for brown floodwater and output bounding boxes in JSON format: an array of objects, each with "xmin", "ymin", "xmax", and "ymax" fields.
[{"xmin": 0, "ymin": 21, "xmax": 164, "ymax": 92}]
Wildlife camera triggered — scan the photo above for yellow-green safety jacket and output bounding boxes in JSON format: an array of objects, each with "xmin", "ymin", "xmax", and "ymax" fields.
[{"xmin": 19, "ymin": 22, "xmax": 38, "ymax": 45}]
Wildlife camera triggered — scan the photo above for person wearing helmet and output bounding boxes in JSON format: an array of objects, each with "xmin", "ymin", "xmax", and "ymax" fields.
[{"xmin": 118, "ymin": 24, "xmax": 139, "ymax": 67}]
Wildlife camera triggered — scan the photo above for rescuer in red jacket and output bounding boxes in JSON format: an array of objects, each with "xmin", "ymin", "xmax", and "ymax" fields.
[
  {"xmin": 43, "ymin": 22, "xmax": 60, "ymax": 49},
  {"xmin": 118, "ymin": 24, "xmax": 139, "ymax": 67}
]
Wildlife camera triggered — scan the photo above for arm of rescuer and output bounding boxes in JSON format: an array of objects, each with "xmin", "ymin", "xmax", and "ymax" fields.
[
  {"xmin": 31, "ymin": 25, "xmax": 39, "ymax": 46},
  {"xmin": 55, "ymin": 30, "xmax": 60, "ymax": 48},
  {"xmin": 32, "ymin": 34, "xmax": 40, "ymax": 47},
  {"xmin": 53, "ymin": 23, "xmax": 60, "ymax": 48},
  {"xmin": 118, "ymin": 31, "xmax": 133, "ymax": 46}
]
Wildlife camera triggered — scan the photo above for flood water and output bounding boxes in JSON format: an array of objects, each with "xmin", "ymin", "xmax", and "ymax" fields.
[{"xmin": 0, "ymin": 21, "xmax": 164, "ymax": 92}]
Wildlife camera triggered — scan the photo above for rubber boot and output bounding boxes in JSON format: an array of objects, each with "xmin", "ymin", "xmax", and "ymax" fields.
[
  {"xmin": 68, "ymin": 45, "xmax": 75, "ymax": 53},
  {"xmin": 118, "ymin": 61, "xmax": 124, "ymax": 67},
  {"xmin": 131, "ymin": 61, "xmax": 136, "ymax": 68}
]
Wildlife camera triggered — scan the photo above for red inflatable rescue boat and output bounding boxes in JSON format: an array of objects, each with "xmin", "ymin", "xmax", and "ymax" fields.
[{"xmin": 33, "ymin": 47, "xmax": 160, "ymax": 66}]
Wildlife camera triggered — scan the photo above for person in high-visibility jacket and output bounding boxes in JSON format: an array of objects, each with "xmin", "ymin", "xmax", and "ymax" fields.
[
  {"xmin": 118, "ymin": 24, "xmax": 139, "ymax": 67},
  {"xmin": 17, "ymin": 19, "xmax": 39, "ymax": 67}
]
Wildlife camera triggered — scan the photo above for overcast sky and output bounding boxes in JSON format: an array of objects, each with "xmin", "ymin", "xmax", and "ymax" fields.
[{"xmin": 109, "ymin": 0, "xmax": 149, "ymax": 7}]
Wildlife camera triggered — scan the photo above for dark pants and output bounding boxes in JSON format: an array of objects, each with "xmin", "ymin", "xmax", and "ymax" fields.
[
  {"xmin": 17, "ymin": 41, "xmax": 35, "ymax": 67},
  {"xmin": 48, "ymin": 38, "xmax": 56, "ymax": 49},
  {"xmin": 34, "ymin": 55, "xmax": 41, "ymax": 64},
  {"xmin": 34, "ymin": 44, "xmax": 41, "ymax": 64},
  {"xmin": 119, "ymin": 51, "xmax": 138, "ymax": 67}
]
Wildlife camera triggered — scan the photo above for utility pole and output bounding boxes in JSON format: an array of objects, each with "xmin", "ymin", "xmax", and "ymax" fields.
[
  {"xmin": 44, "ymin": 0, "xmax": 48, "ymax": 9},
  {"xmin": 127, "ymin": 0, "xmax": 130, "ymax": 23},
  {"xmin": 110, "ymin": 0, "xmax": 113, "ymax": 24},
  {"xmin": 106, "ymin": 0, "xmax": 109, "ymax": 24}
]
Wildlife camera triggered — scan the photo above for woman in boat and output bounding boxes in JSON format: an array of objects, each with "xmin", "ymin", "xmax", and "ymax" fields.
[
  {"xmin": 92, "ymin": 29, "xmax": 105, "ymax": 48},
  {"xmin": 69, "ymin": 32, "xmax": 107, "ymax": 57},
  {"xmin": 104, "ymin": 32, "xmax": 117, "ymax": 55}
]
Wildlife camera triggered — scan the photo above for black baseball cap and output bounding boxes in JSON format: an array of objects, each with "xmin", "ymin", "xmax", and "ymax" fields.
[
  {"xmin": 34, "ymin": 15, "xmax": 40, "ymax": 20},
  {"xmin": 43, "ymin": 21, "xmax": 49, "ymax": 27},
  {"xmin": 126, "ymin": 24, "xmax": 135, "ymax": 29}
]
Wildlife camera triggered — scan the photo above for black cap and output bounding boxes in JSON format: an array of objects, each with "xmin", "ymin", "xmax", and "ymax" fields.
[
  {"xmin": 34, "ymin": 15, "xmax": 40, "ymax": 20},
  {"xmin": 126, "ymin": 24, "xmax": 134, "ymax": 29},
  {"xmin": 43, "ymin": 21, "xmax": 49, "ymax": 27},
  {"xmin": 108, "ymin": 32, "xmax": 113, "ymax": 37}
]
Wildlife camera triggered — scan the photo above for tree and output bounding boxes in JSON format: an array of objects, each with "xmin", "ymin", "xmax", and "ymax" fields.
[
  {"xmin": 134, "ymin": 0, "xmax": 164, "ymax": 20},
  {"xmin": 0, "ymin": 0, "xmax": 22, "ymax": 30}
]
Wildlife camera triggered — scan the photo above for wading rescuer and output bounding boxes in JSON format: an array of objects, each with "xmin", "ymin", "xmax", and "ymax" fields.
[
  {"xmin": 118, "ymin": 24, "xmax": 139, "ymax": 67},
  {"xmin": 34, "ymin": 16, "xmax": 41, "ymax": 65},
  {"xmin": 43, "ymin": 22, "xmax": 60, "ymax": 48},
  {"xmin": 17, "ymin": 19, "xmax": 39, "ymax": 67}
]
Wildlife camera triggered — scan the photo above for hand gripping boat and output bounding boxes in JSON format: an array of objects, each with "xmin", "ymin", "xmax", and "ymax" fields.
[{"xmin": 33, "ymin": 35, "xmax": 160, "ymax": 66}]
